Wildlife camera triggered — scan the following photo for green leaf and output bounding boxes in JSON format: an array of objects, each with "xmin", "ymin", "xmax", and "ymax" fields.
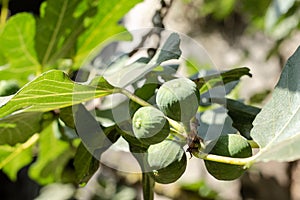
[
  {"xmin": 0, "ymin": 112, "xmax": 50, "ymax": 146},
  {"xmin": 29, "ymin": 123, "xmax": 73, "ymax": 185},
  {"xmin": 73, "ymin": 142, "xmax": 99, "ymax": 184},
  {"xmin": 74, "ymin": 104, "xmax": 120, "ymax": 155},
  {"xmin": 251, "ymin": 46, "xmax": 300, "ymax": 162},
  {"xmin": 59, "ymin": 106, "xmax": 76, "ymax": 129},
  {"xmin": 74, "ymin": 0, "xmax": 142, "ymax": 68},
  {"xmin": 0, "ymin": 70, "xmax": 114, "ymax": 118},
  {"xmin": 201, "ymin": 0, "xmax": 236, "ymax": 20},
  {"xmin": 0, "ymin": 50, "xmax": 7, "ymax": 66},
  {"xmin": 2, "ymin": 144, "xmax": 33, "ymax": 181},
  {"xmin": 0, "ymin": 13, "xmax": 40, "ymax": 84},
  {"xmin": 150, "ymin": 64, "xmax": 179, "ymax": 82},
  {"xmin": 155, "ymin": 33, "xmax": 181, "ymax": 64},
  {"xmin": 194, "ymin": 67, "xmax": 252, "ymax": 93},
  {"xmin": 0, "ymin": 134, "xmax": 39, "ymax": 180},
  {"xmin": 104, "ymin": 33, "xmax": 182, "ymax": 87},
  {"xmin": 180, "ymin": 181, "xmax": 218, "ymax": 199},
  {"xmin": 35, "ymin": 0, "xmax": 94, "ymax": 67},
  {"xmin": 211, "ymin": 98, "xmax": 261, "ymax": 139}
]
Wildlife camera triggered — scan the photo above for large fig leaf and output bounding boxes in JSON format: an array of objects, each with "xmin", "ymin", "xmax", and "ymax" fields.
[
  {"xmin": 251, "ymin": 46, "xmax": 300, "ymax": 162},
  {"xmin": 74, "ymin": 0, "xmax": 142, "ymax": 68},
  {"xmin": 0, "ymin": 13, "xmax": 40, "ymax": 84},
  {"xmin": 35, "ymin": 0, "xmax": 93, "ymax": 67},
  {"xmin": 0, "ymin": 70, "xmax": 114, "ymax": 118}
]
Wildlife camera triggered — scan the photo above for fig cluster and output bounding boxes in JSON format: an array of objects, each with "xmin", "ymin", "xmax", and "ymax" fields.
[
  {"xmin": 128, "ymin": 77, "xmax": 253, "ymax": 183},
  {"xmin": 129, "ymin": 77, "xmax": 200, "ymax": 183}
]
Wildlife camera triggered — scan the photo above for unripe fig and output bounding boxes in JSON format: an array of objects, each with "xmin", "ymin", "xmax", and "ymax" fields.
[
  {"xmin": 147, "ymin": 139, "xmax": 187, "ymax": 184},
  {"xmin": 132, "ymin": 106, "xmax": 169, "ymax": 145},
  {"xmin": 204, "ymin": 134, "xmax": 252, "ymax": 180},
  {"xmin": 156, "ymin": 77, "xmax": 200, "ymax": 122},
  {"xmin": 0, "ymin": 80, "xmax": 19, "ymax": 96}
]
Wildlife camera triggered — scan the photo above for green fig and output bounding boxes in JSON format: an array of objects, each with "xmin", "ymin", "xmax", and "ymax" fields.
[
  {"xmin": 156, "ymin": 77, "xmax": 200, "ymax": 122},
  {"xmin": 147, "ymin": 139, "xmax": 187, "ymax": 184},
  {"xmin": 204, "ymin": 134, "xmax": 252, "ymax": 180},
  {"xmin": 132, "ymin": 106, "xmax": 169, "ymax": 145}
]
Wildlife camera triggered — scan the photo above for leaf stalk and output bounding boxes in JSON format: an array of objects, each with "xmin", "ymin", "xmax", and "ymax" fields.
[
  {"xmin": 193, "ymin": 151, "xmax": 254, "ymax": 168},
  {"xmin": 0, "ymin": 0, "xmax": 9, "ymax": 28}
]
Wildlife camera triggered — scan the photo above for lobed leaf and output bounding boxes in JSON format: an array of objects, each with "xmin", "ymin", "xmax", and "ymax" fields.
[
  {"xmin": 74, "ymin": 0, "xmax": 143, "ymax": 68},
  {"xmin": 35, "ymin": 0, "xmax": 94, "ymax": 67},
  {"xmin": 251, "ymin": 46, "xmax": 300, "ymax": 162},
  {"xmin": 0, "ymin": 13, "xmax": 40, "ymax": 84}
]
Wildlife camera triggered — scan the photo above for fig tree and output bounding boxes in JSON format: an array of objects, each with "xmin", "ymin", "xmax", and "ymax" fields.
[
  {"xmin": 204, "ymin": 134, "xmax": 252, "ymax": 180},
  {"xmin": 147, "ymin": 139, "xmax": 187, "ymax": 184},
  {"xmin": 156, "ymin": 77, "xmax": 200, "ymax": 122},
  {"xmin": 132, "ymin": 106, "xmax": 169, "ymax": 145}
]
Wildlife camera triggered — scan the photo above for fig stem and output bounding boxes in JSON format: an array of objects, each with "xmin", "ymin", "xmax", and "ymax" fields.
[
  {"xmin": 248, "ymin": 140, "xmax": 259, "ymax": 148},
  {"xmin": 170, "ymin": 129, "xmax": 187, "ymax": 141},
  {"xmin": 118, "ymin": 88, "xmax": 151, "ymax": 107},
  {"xmin": 194, "ymin": 151, "xmax": 254, "ymax": 168},
  {"xmin": 0, "ymin": 0, "xmax": 8, "ymax": 28},
  {"xmin": 166, "ymin": 117, "xmax": 187, "ymax": 135}
]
